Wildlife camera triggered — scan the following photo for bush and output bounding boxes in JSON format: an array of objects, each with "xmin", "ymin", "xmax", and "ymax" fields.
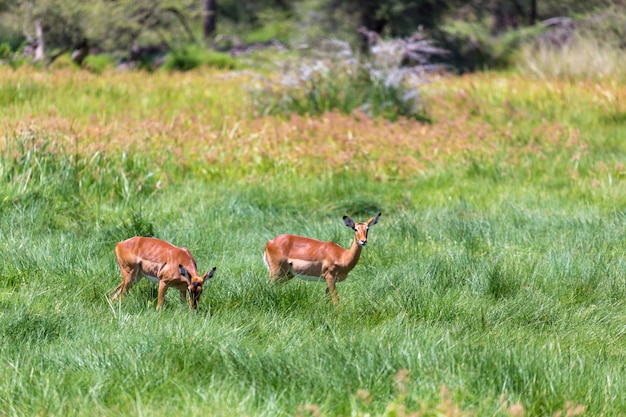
[
  {"xmin": 203, "ymin": 50, "xmax": 238, "ymax": 70},
  {"xmin": 0, "ymin": 25, "xmax": 25, "ymax": 52},
  {"xmin": 162, "ymin": 45, "xmax": 237, "ymax": 72},
  {"xmin": 250, "ymin": 30, "xmax": 443, "ymax": 121},
  {"xmin": 518, "ymin": 34, "xmax": 626, "ymax": 81},
  {"xmin": 0, "ymin": 42, "xmax": 10, "ymax": 60},
  {"xmin": 0, "ymin": 41, "xmax": 29, "ymax": 69},
  {"xmin": 47, "ymin": 53, "xmax": 79, "ymax": 70},
  {"xmin": 517, "ymin": 6, "xmax": 626, "ymax": 81},
  {"xmin": 83, "ymin": 54, "xmax": 115, "ymax": 74},
  {"xmin": 437, "ymin": 19, "xmax": 541, "ymax": 72},
  {"xmin": 242, "ymin": 10, "xmax": 294, "ymax": 44}
]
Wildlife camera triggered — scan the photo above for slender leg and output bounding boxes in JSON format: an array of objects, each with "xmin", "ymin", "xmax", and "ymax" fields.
[
  {"xmin": 268, "ymin": 259, "xmax": 293, "ymax": 284},
  {"xmin": 156, "ymin": 280, "xmax": 168, "ymax": 310},
  {"xmin": 324, "ymin": 272, "xmax": 339, "ymax": 305},
  {"xmin": 111, "ymin": 264, "xmax": 139, "ymax": 300},
  {"xmin": 182, "ymin": 290, "xmax": 196, "ymax": 310}
]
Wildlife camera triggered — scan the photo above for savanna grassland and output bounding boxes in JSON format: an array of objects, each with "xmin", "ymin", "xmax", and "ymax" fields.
[{"xmin": 1, "ymin": 66, "xmax": 625, "ymax": 416}]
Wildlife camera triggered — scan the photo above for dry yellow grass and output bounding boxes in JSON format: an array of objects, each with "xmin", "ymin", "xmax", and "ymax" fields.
[{"xmin": 1, "ymin": 68, "xmax": 623, "ymax": 180}]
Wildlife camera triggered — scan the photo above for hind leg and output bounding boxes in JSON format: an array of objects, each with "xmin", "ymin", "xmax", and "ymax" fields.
[
  {"xmin": 270, "ymin": 261, "xmax": 293, "ymax": 284},
  {"xmin": 111, "ymin": 258, "xmax": 140, "ymax": 300},
  {"xmin": 264, "ymin": 252, "xmax": 292, "ymax": 284},
  {"xmin": 270, "ymin": 261, "xmax": 294, "ymax": 284},
  {"xmin": 268, "ymin": 266, "xmax": 290, "ymax": 283}
]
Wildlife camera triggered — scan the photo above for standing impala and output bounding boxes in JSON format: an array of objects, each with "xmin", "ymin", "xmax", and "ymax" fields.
[
  {"xmin": 112, "ymin": 236, "xmax": 216, "ymax": 310},
  {"xmin": 263, "ymin": 213, "xmax": 381, "ymax": 304}
]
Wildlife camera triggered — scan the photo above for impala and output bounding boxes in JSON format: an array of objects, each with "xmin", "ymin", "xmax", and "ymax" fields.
[
  {"xmin": 263, "ymin": 213, "xmax": 381, "ymax": 304},
  {"xmin": 112, "ymin": 236, "xmax": 216, "ymax": 310}
]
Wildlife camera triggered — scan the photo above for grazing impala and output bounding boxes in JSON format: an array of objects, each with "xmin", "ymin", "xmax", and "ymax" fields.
[
  {"xmin": 263, "ymin": 213, "xmax": 381, "ymax": 304},
  {"xmin": 112, "ymin": 236, "xmax": 216, "ymax": 310}
]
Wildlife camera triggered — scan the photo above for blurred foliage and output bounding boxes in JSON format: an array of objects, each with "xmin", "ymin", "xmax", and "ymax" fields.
[
  {"xmin": 242, "ymin": 9, "xmax": 294, "ymax": 44},
  {"xmin": 162, "ymin": 44, "xmax": 236, "ymax": 71},
  {"xmin": 437, "ymin": 18, "xmax": 543, "ymax": 72},
  {"xmin": 83, "ymin": 0, "xmax": 199, "ymax": 57},
  {"xmin": 1, "ymin": 0, "xmax": 201, "ymax": 62},
  {"xmin": 1, "ymin": 0, "xmax": 626, "ymax": 74},
  {"xmin": 82, "ymin": 54, "xmax": 115, "ymax": 74},
  {"xmin": 328, "ymin": 0, "xmax": 459, "ymax": 38},
  {"xmin": 575, "ymin": 3, "xmax": 626, "ymax": 48},
  {"xmin": 218, "ymin": 0, "xmax": 292, "ymax": 25},
  {"xmin": 250, "ymin": 33, "xmax": 437, "ymax": 121},
  {"xmin": 8, "ymin": 0, "xmax": 86, "ymax": 52}
]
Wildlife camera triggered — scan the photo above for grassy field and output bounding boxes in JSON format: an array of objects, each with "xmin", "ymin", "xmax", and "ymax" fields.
[{"xmin": 1, "ymin": 66, "xmax": 625, "ymax": 416}]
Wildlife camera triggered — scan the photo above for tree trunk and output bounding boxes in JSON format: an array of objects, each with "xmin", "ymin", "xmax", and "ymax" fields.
[
  {"xmin": 71, "ymin": 39, "xmax": 89, "ymax": 66},
  {"xmin": 529, "ymin": 0, "xmax": 537, "ymax": 25},
  {"xmin": 203, "ymin": 0, "xmax": 217, "ymax": 40},
  {"xmin": 34, "ymin": 20, "xmax": 45, "ymax": 62}
]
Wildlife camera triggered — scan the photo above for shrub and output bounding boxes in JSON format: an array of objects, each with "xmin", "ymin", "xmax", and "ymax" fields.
[
  {"xmin": 0, "ymin": 41, "xmax": 29, "ymax": 69},
  {"xmin": 437, "ymin": 19, "xmax": 541, "ymax": 72},
  {"xmin": 519, "ymin": 34, "xmax": 626, "ymax": 81},
  {"xmin": 47, "ymin": 53, "xmax": 79, "ymax": 70},
  {"xmin": 243, "ymin": 9, "xmax": 294, "ymax": 44},
  {"xmin": 83, "ymin": 54, "xmax": 115, "ymax": 74},
  {"xmin": 203, "ymin": 50, "xmax": 237, "ymax": 70},
  {"xmin": 0, "ymin": 25, "xmax": 26, "ymax": 53},
  {"xmin": 518, "ymin": 7, "xmax": 626, "ymax": 81},
  {"xmin": 0, "ymin": 42, "xmax": 10, "ymax": 60},
  {"xmin": 162, "ymin": 44, "xmax": 236, "ymax": 72},
  {"xmin": 250, "ymin": 30, "xmax": 444, "ymax": 121}
]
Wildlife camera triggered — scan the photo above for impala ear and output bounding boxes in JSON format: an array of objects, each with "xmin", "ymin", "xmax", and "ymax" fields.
[
  {"xmin": 343, "ymin": 216, "xmax": 356, "ymax": 230},
  {"xmin": 179, "ymin": 265, "xmax": 191, "ymax": 281},
  {"xmin": 204, "ymin": 267, "xmax": 217, "ymax": 281},
  {"xmin": 368, "ymin": 212, "xmax": 382, "ymax": 227}
]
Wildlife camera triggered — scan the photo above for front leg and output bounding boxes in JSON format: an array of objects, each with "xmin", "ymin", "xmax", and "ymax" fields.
[
  {"xmin": 180, "ymin": 290, "xmax": 195, "ymax": 310},
  {"xmin": 324, "ymin": 272, "xmax": 339, "ymax": 305},
  {"xmin": 156, "ymin": 280, "xmax": 168, "ymax": 310}
]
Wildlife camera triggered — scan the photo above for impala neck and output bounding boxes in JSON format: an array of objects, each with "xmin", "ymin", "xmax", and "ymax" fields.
[{"xmin": 344, "ymin": 235, "xmax": 363, "ymax": 270}]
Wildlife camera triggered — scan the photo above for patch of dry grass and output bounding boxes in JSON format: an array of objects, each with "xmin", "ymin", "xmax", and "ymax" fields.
[{"xmin": 2, "ymin": 68, "xmax": 625, "ymax": 183}]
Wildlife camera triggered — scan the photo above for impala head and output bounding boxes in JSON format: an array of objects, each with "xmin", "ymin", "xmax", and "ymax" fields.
[
  {"xmin": 343, "ymin": 212, "xmax": 381, "ymax": 246},
  {"xmin": 180, "ymin": 265, "xmax": 216, "ymax": 309}
]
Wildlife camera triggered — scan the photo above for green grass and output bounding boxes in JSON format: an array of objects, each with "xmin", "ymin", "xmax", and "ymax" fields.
[
  {"xmin": 162, "ymin": 45, "xmax": 237, "ymax": 72},
  {"xmin": 1, "ymin": 68, "xmax": 626, "ymax": 416}
]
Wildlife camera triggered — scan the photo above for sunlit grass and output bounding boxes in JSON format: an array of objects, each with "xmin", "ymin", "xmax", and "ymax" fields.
[
  {"xmin": 1, "ymin": 66, "xmax": 626, "ymax": 416},
  {"xmin": 518, "ymin": 35, "xmax": 626, "ymax": 83},
  {"xmin": 2, "ymin": 67, "xmax": 626, "ymax": 185}
]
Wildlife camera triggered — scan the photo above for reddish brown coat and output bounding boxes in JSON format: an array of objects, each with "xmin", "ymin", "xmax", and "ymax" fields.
[
  {"xmin": 112, "ymin": 236, "xmax": 215, "ymax": 310},
  {"xmin": 264, "ymin": 213, "xmax": 381, "ymax": 304}
]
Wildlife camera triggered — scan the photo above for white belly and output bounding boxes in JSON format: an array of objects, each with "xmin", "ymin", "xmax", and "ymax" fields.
[
  {"xmin": 288, "ymin": 259, "xmax": 324, "ymax": 282},
  {"xmin": 295, "ymin": 274, "xmax": 325, "ymax": 282}
]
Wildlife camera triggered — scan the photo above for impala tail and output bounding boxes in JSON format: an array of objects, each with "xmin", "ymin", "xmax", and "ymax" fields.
[{"xmin": 263, "ymin": 249, "xmax": 270, "ymax": 272}]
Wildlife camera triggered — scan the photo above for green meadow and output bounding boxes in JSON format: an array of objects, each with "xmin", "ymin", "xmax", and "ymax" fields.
[{"xmin": 0, "ymin": 67, "xmax": 625, "ymax": 416}]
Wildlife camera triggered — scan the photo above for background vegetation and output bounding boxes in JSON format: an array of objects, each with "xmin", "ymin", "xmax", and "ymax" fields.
[
  {"xmin": 1, "ymin": 1, "xmax": 626, "ymax": 416},
  {"xmin": 2, "ymin": 0, "xmax": 626, "ymax": 74}
]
